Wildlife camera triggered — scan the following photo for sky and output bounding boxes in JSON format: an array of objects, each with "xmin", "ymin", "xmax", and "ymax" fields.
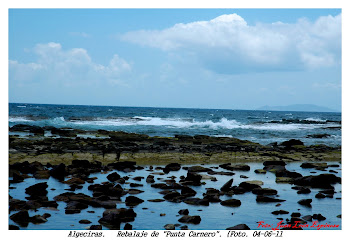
[{"xmin": 8, "ymin": 9, "xmax": 342, "ymax": 111}]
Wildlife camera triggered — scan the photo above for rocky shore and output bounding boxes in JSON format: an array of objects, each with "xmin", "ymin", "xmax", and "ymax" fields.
[{"xmin": 9, "ymin": 124, "xmax": 341, "ymax": 165}]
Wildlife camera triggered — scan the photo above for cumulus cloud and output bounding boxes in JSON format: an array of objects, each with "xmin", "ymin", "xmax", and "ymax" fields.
[
  {"xmin": 121, "ymin": 13, "xmax": 341, "ymax": 73},
  {"xmin": 9, "ymin": 42, "xmax": 131, "ymax": 86}
]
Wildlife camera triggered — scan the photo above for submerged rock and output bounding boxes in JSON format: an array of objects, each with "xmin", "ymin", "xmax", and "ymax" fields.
[
  {"xmin": 178, "ymin": 215, "xmax": 201, "ymax": 224},
  {"xmin": 226, "ymin": 224, "xmax": 250, "ymax": 230}
]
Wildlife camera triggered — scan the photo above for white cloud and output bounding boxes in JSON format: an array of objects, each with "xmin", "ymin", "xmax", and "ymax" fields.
[
  {"xmin": 121, "ymin": 13, "xmax": 341, "ymax": 73},
  {"xmin": 9, "ymin": 42, "xmax": 131, "ymax": 86}
]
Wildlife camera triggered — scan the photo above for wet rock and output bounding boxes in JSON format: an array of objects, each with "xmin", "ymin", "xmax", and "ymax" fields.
[
  {"xmin": 178, "ymin": 215, "xmax": 201, "ymax": 224},
  {"xmin": 313, "ymin": 214, "xmax": 326, "ymax": 221},
  {"xmin": 178, "ymin": 209, "xmax": 189, "ymax": 215},
  {"xmin": 33, "ymin": 170, "xmax": 50, "ymax": 179},
  {"xmin": 180, "ymin": 225, "xmax": 188, "ymax": 230},
  {"xmin": 301, "ymin": 162, "xmax": 328, "ymax": 169},
  {"xmin": 240, "ymin": 175, "xmax": 249, "ymax": 179},
  {"xmin": 181, "ymin": 186, "xmax": 197, "ymax": 197},
  {"xmin": 315, "ymin": 193, "xmax": 326, "ymax": 199},
  {"xmin": 147, "ymin": 199, "xmax": 165, "ymax": 202},
  {"xmin": 226, "ymin": 224, "xmax": 250, "ymax": 230},
  {"xmin": 183, "ymin": 198, "xmax": 209, "ymax": 206},
  {"xmin": 79, "ymin": 219, "xmax": 92, "ymax": 224},
  {"xmin": 124, "ymin": 223, "xmax": 132, "ymax": 230},
  {"xmin": 30, "ymin": 215, "xmax": 48, "ymax": 224},
  {"xmin": 63, "ymin": 177, "xmax": 85, "ymax": 185},
  {"xmin": 107, "ymin": 161, "xmax": 138, "ymax": 172},
  {"xmin": 128, "ymin": 189, "xmax": 144, "ymax": 195},
  {"xmin": 297, "ymin": 188, "xmax": 311, "ymax": 194},
  {"xmin": 275, "ymin": 177, "xmax": 294, "ymax": 183},
  {"xmin": 239, "ymin": 181, "xmax": 263, "ymax": 191},
  {"xmin": 220, "ymin": 178, "xmax": 233, "ymax": 192},
  {"xmin": 98, "ymin": 208, "xmax": 137, "ymax": 229},
  {"xmin": 125, "ymin": 196, "xmax": 144, "ymax": 206},
  {"xmin": 25, "ymin": 182, "xmax": 48, "ymax": 198},
  {"xmin": 302, "ymin": 215, "xmax": 312, "ymax": 222},
  {"xmin": 163, "ymin": 163, "xmax": 181, "ymax": 173},
  {"xmin": 272, "ymin": 210, "xmax": 289, "ymax": 215},
  {"xmin": 184, "ymin": 172, "xmax": 202, "ymax": 185},
  {"xmin": 49, "ymin": 163, "xmax": 66, "ymax": 180},
  {"xmin": 187, "ymin": 166, "xmax": 212, "ymax": 172},
  {"xmin": 280, "ymin": 139, "xmax": 304, "ymax": 148},
  {"xmin": 263, "ymin": 160, "xmax": 286, "ymax": 166},
  {"xmin": 220, "ymin": 199, "xmax": 241, "ymax": 207},
  {"xmin": 164, "ymin": 224, "xmax": 175, "ymax": 230},
  {"xmin": 199, "ymin": 174, "xmax": 217, "ymax": 181},
  {"xmin": 256, "ymin": 196, "xmax": 286, "ymax": 203},
  {"xmin": 252, "ymin": 188, "xmax": 278, "ymax": 196},
  {"xmin": 293, "ymin": 174, "xmax": 340, "ymax": 189},
  {"xmin": 10, "ymin": 210, "xmax": 30, "ymax": 226},
  {"xmin": 65, "ymin": 209, "xmax": 81, "ymax": 214},
  {"xmin": 220, "ymin": 163, "xmax": 250, "ymax": 171},
  {"xmin": 254, "ymin": 169, "xmax": 266, "ymax": 174},
  {"xmin": 107, "ymin": 172, "xmax": 121, "ymax": 182},
  {"xmin": 298, "ymin": 199, "xmax": 312, "ymax": 207},
  {"xmin": 291, "ymin": 212, "xmax": 301, "ymax": 217},
  {"xmin": 146, "ymin": 175, "xmax": 155, "ymax": 183}
]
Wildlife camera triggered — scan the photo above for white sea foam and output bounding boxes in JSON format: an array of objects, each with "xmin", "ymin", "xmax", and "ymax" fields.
[
  {"xmin": 305, "ymin": 117, "xmax": 327, "ymax": 122},
  {"xmin": 9, "ymin": 116, "xmax": 33, "ymax": 122}
]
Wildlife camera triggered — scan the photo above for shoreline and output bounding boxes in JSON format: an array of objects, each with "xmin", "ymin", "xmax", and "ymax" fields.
[{"xmin": 9, "ymin": 126, "xmax": 341, "ymax": 165}]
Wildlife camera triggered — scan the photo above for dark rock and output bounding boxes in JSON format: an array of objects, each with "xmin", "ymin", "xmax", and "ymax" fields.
[
  {"xmin": 263, "ymin": 160, "xmax": 286, "ymax": 166},
  {"xmin": 98, "ymin": 208, "xmax": 137, "ymax": 229},
  {"xmin": 252, "ymin": 188, "xmax": 278, "ymax": 196},
  {"xmin": 293, "ymin": 174, "xmax": 340, "ymax": 189},
  {"xmin": 226, "ymin": 224, "xmax": 250, "ymax": 230},
  {"xmin": 187, "ymin": 166, "xmax": 212, "ymax": 172},
  {"xmin": 254, "ymin": 169, "xmax": 266, "ymax": 174},
  {"xmin": 79, "ymin": 219, "xmax": 92, "ymax": 224},
  {"xmin": 298, "ymin": 199, "xmax": 312, "ymax": 207},
  {"xmin": 33, "ymin": 170, "xmax": 50, "ymax": 179},
  {"xmin": 313, "ymin": 214, "xmax": 326, "ymax": 221},
  {"xmin": 220, "ymin": 178, "xmax": 233, "ymax": 192},
  {"xmin": 297, "ymin": 188, "xmax": 311, "ymax": 194},
  {"xmin": 164, "ymin": 224, "xmax": 175, "ymax": 230},
  {"xmin": 10, "ymin": 210, "xmax": 30, "ymax": 226},
  {"xmin": 183, "ymin": 198, "xmax": 209, "ymax": 206},
  {"xmin": 291, "ymin": 212, "xmax": 301, "ymax": 217},
  {"xmin": 178, "ymin": 215, "xmax": 201, "ymax": 224},
  {"xmin": 107, "ymin": 172, "xmax": 121, "ymax": 182},
  {"xmin": 125, "ymin": 196, "xmax": 144, "ymax": 206},
  {"xmin": 25, "ymin": 182, "xmax": 48, "ymax": 197},
  {"xmin": 301, "ymin": 162, "xmax": 328, "ymax": 169},
  {"xmin": 302, "ymin": 215, "xmax": 312, "ymax": 222},
  {"xmin": 178, "ymin": 209, "xmax": 189, "ymax": 215},
  {"xmin": 315, "ymin": 193, "xmax": 326, "ymax": 199},
  {"xmin": 147, "ymin": 199, "xmax": 165, "ymax": 202},
  {"xmin": 30, "ymin": 215, "xmax": 48, "ymax": 224},
  {"xmin": 181, "ymin": 186, "xmax": 197, "ymax": 197},
  {"xmin": 220, "ymin": 163, "xmax": 250, "ymax": 171},
  {"xmin": 146, "ymin": 175, "xmax": 155, "ymax": 183},
  {"xmin": 280, "ymin": 139, "xmax": 304, "ymax": 148},
  {"xmin": 256, "ymin": 196, "xmax": 286, "ymax": 203},
  {"xmin": 124, "ymin": 223, "xmax": 132, "ymax": 230},
  {"xmin": 239, "ymin": 181, "xmax": 262, "ymax": 191},
  {"xmin": 272, "ymin": 210, "xmax": 289, "ymax": 215},
  {"xmin": 49, "ymin": 163, "xmax": 66, "ymax": 180},
  {"xmin": 220, "ymin": 199, "xmax": 241, "ymax": 207}
]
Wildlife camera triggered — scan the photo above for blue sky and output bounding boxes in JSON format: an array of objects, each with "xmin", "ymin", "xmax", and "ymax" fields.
[{"xmin": 9, "ymin": 9, "xmax": 342, "ymax": 110}]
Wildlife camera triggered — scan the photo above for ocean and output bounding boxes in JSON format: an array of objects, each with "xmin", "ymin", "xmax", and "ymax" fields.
[{"xmin": 9, "ymin": 103, "xmax": 341, "ymax": 146}]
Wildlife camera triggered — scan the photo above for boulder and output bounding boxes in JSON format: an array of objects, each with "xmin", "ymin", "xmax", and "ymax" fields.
[
  {"xmin": 298, "ymin": 199, "xmax": 312, "ymax": 207},
  {"xmin": 107, "ymin": 172, "xmax": 121, "ymax": 182},
  {"xmin": 125, "ymin": 196, "xmax": 144, "ymax": 206},
  {"xmin": 256, "ymin": 196, "xmax": 286, "ymax": 203},
  {"xmin": 220, "ymin": 199, "xmax": 241, "ymax": 207},
  {"xmin": 178, "ymin": 215, "xmax": 201, "ymax": 224},
  {"xmin": 220, "ymin": 178, "xmax": 234, "ymax": 192}
]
